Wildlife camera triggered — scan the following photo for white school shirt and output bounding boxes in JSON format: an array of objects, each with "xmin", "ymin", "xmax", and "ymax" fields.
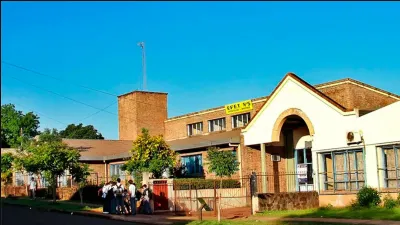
[
  {"xmin": 29, "ymin": 180, "xmax": 36, "ymax": 190},
  {"xmin": 128, "ymin": 184, "xmax": 136, "ymax": 198}
]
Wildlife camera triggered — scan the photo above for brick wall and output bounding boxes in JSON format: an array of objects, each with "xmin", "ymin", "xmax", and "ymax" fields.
[
  {"xmin": 258, "ymin": 191, "xmax": 319, "ymax": 211},
  {"xmin": 165, "ymin": 100, "xmax": 266, "ymax": 141},
  {"xmin": 319, "ymin": 82, "xmax": 398, "ymax": 111},
  {"xmin": 118, "ymin": 91, "xmax": 167, "ymax": 141}
]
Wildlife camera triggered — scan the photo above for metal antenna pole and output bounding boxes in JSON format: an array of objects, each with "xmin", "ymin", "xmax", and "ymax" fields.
[{"xmin": 137, "ymin": 41, "xmax": 146, "ymax": 91}]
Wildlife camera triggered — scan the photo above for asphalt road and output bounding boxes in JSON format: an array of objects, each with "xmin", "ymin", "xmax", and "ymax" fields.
[{"xmin": 0, "ymin": 205, "xmax": 141, "ymax": 225}]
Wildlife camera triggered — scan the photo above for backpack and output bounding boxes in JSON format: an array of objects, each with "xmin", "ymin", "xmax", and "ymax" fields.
[{"xmin": 115, "ymin": 184, "xmax": 124, "ymax": 197}]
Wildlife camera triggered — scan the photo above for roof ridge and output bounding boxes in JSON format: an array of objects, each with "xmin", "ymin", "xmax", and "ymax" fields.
[{"xmin": 62, "ymin": 138, "xmax": 133, "ymax": 142}]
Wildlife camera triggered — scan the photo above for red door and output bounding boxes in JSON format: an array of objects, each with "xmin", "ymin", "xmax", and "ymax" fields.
[{"xmin": 153, "ymin": 180, "xmax": 169, "ymax": 210}]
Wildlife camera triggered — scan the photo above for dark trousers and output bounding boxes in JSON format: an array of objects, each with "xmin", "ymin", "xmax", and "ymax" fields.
[
  {"xmin": 116, "ymin": 196, "xmax": 125, "ymax": 214},
  {"xmin": 102, "ymin": 198, "xmax": 109, "ymax": 212},
  {"xmin": 130, "ymin": 197, "xmax": 137, "ymax": 215},
  {"xmin": 110, "ymin": 197, "xmax": 116, "ymax": 214}
]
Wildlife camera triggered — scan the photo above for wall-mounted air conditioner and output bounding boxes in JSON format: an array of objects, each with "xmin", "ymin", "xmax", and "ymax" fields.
[
  {"xmin": 271, "ymin": 155, "xmax": 281, "ymax": 162},
  {"xmin": 346, "ymin": 131, "xmax": 362, "ymax": 145}
]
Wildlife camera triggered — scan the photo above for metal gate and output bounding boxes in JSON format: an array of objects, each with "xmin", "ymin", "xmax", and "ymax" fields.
[
  {"xmin": 173, "ymin": 178, "xmax": 252, "ymax": 217},
  {"xmin": 152, "ymin": 180, "xmax": 169, "ymax": 210}
]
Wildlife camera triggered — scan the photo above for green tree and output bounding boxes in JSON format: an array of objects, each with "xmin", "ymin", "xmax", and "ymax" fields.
[
  {"xmin": 206, "ymin": 147, "xmax": 240, "ymax": 222},
  {"xmin": 1, "ymin": 153, "xmax": 15, "ymax": 184},
  {"xmin": 122, "ymin": 128, "xmax": 176, "ymax": 179},
  {"xmin": 1, "ymin": 104, "xmax": 40, "ymax": 148},
  {"xmin": 20, "ymin": 128, "xmax": 81, "ymax": 202},
  {"xmin": 1, "ymin": 153, "xmax": 15, "ymax": 197},
  {"xmin": 60, "ymin": 123, "xmax": 104, "ymax": 139},
  {"xmin": 70, "ymin": 163, "xmax": 92, "ymax": 205}
]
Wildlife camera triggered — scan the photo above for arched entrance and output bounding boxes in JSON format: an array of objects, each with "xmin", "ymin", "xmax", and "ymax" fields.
[{"xmin": 267, "ymin": 108, "xmax": 314, "ymax": 193}]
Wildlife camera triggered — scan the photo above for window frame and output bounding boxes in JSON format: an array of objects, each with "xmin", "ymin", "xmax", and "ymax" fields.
[
  {"xmin": 231, "ymin": 113, "xmax": 251, "ymax": 129},
  {"xmin": 187, "ymin": 122, "xmax": 203, "ymax": 136},
  {"xmin": 379, "ymin": 145, "xmax": 400, "ymax": 189},
  {"xmin": 208, "ymin": 117, "xmax": 226, "ymax": 133},
  {"xmin": 319, "ymin": 148, "xmax": 365, "ymax": 192},
  {"xmin": 181, "ymin": 154, "xmax": 203, "ymax": 176}
]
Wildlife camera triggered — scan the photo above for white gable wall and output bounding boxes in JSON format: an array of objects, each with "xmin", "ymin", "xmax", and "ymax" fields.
[
  {"xmin": 243, "ymin": 77, "xmax": 357, "ymax": 151},
  {"xmin": 242, "ymin": 76, "xmax": 399, "ymax": 191}
]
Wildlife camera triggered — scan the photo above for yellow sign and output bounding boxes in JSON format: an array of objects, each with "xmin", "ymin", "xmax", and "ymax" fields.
[{"xmin": 225, "ymin": 100, "xmax": 253, "ymax": 115}]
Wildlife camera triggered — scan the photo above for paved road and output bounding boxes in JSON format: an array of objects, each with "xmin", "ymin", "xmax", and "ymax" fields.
[{"xmin": 0, "ymin": 205, "xmax": 142, "ymax": 225}]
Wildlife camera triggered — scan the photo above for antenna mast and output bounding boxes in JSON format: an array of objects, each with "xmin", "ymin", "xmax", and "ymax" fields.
[{"xmin": 137, "ymin": 41, "xmax": 146, "ymax": 91}]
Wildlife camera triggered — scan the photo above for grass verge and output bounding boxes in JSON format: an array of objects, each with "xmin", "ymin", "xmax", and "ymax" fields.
[
  {"xmin": 258, "ymin": 206, "xmax": 400, "ymax": 221},
  {"xmin": 0, "ymin": 197, "xmax": 102, "ymax": 213}
]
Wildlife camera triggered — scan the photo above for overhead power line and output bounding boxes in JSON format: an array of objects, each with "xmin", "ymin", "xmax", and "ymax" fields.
[{"xmin": 2, "ymin": 60, "xmax": 117, "ymax": 97}]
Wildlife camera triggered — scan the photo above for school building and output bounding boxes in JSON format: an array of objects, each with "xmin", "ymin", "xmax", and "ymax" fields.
[{"xmin": 3, "ymin": 72, "xmax": 399, "ymax": 206}]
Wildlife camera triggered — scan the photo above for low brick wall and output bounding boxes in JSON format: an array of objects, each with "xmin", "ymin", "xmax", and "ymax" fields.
[
  {"xmin": 258, "ymin": 191, "xmax": 319, "ymax": 211},
  {"xmin": 1, "ymin": 185, "xmax": 28, "ymax": 197},
  {"xmin": 56, "ymin": 187, "xmax": 79, "ymax": 200}
]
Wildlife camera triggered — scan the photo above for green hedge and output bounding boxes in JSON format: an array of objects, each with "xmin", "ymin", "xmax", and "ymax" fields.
[{"xmin": 173, "ymin": 178, "xmax": 241, "ymax": 190}]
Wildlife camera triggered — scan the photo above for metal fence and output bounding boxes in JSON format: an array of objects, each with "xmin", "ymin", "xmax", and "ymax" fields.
[
  {"xmin": 147, "ymin": 177, "xmax": 252, "ymax": 216},
  {"xmin": 253, "ymin": 172, "xmax": 315, "ymax": 194}
]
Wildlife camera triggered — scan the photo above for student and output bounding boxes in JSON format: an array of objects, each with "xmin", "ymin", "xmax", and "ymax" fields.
[
  {"xmin": 141, "ymin": 184, "xmax": 152, "ymax": 215},
  {"xmin": 128, "ymin": 180, "xmax": 136, "ymax": 215},
  {"xmin": 109, "ymin": 181, "xmax": 117, "ymax": 214},
  {"xmin": 113, "ymin": 178, "xmax": 125, "ymax": 215},
  {"xmin": 101, "ymin": 182, "xmax": 111, "ymax": 214},
  {"xmin": 29, "ymin": 177, "xmax": 37, "ymax": 200},
  {"xmin": 123, "ymin": 189, "xmax": 131, "ymax": 215}
]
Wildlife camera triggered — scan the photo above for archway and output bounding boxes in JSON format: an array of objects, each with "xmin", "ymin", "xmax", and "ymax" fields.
[{"xmin": 268, "ymin": 109, "xmax": 314, "ymax": 193}]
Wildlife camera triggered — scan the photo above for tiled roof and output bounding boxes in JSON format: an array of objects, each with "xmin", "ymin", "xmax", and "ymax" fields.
[{"xmin": 62, "ymin": 139, "xmax": 133, "ymax": 161}]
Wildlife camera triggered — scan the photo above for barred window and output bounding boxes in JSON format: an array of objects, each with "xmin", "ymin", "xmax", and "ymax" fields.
[{"xmin": 232, "ymin": 113, "xmax": 250, "ymax": 128}]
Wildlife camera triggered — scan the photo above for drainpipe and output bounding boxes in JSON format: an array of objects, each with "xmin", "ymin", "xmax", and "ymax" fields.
[
  {"xmin": 103, "ymin": 158, "xmax": 107, "ymax": 183},
  {"xmin": 260, "ymin": 143, "xmax": 267, "ymax": 193}
]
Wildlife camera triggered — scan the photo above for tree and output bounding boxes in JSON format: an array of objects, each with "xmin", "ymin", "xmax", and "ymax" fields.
[
  {"xmin": 206, "ymin": 147, "xmax": 240, "ymax": 222},
  {"xmin": 1, "ymin": 153, "xmax": 15, "ymax": 197},
  {"xmin": 1, "ymin": 153, "xmax": 15, "ymax": 184},
  {"xmin": 1, "ymin": 104, "xmax": 40, "ymax": 148},
  {"xmin": 19, "ymin": 128, "xmax": 81, "ymax": 202},
  {"xmin": 70, "ymin": 163, "xmax": 92, "ymax": 205},
  {"xmin": 122, "ymin": 128, "xmax": 176, "ymax": 179},
  {"xmin": 60, "ymin": 123, "xmax": 104, "ymax": 139}
]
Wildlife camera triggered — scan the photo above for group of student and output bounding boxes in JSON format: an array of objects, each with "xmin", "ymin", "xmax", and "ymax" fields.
[{"xmin": 99, "ymin": 178, "xmax": 153, "ymax": 215}]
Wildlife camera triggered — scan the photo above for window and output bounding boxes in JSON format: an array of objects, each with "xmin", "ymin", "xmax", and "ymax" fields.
[
  {"xmin": 232, "ymin": 113, "xmax": 250, "ymax": 128},
  {"xmin": 110, "ymin": 163, "xmax": 126, "ymax": 179},
  {"xmin": 319, "ymin": 149, "xmax": 365, "ymax": 191},
  {"xmin": 295, "ymin": 148, "xmax": 313, "ymax": 185},
  {"xmin": 379, "ymin": 145, "xmax": 400, "ymax": 189},
  {"xmin": 181, "ymin": 154, "xmax": 203, "ymax": 176},
  {"xmin": 187, "ymin": 122, "xmax": 203, "ymax": 136},
  {"xmin": 208, "ymin": 118, "xmax": 226, "ymax": 132}
]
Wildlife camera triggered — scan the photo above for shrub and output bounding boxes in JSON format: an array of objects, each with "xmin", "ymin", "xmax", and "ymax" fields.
[
  {"xmin": 173, "ymin": 178, "xmax": 241, "ymax": 190},
  {"xmin": 383, "ymin": 194, "xmax": 398, "ymax": 209},
  {"xmin": 356, "ymin": 186, "xmax": 381, "ymax": 207},
  {"xmin": 397, "ymin": 193, "xmax": 400, "ymax": 204}
]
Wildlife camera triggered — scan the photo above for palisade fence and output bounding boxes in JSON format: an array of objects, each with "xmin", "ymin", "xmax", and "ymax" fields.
[
  {"xmin": 253, "ymin": 171, "xmax": 315, "ymax": 194},
  {"xmin": 14, "ymin": 173, "xmax": 137, "ymax": 188},
  {"xmin": 148, "ymin": 177, "xmax": 253, "ymax": 215}
]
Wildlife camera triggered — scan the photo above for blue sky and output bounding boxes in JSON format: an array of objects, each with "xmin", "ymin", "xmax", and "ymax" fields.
[{"xmin": 2, "ymin": 2, "xmax": 400, "ymax": 139}]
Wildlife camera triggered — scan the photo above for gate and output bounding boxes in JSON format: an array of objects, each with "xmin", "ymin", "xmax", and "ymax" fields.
[
  {"xmin": 152, "ymin": 180, "xmax": 169, "ymax": 210},
  {"xmin": 173, "ymin": 178, "xmax": 252, "ymax": 218}
]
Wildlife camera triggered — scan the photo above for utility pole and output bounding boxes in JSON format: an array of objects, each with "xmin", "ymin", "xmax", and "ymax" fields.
[{"xmin": 137, "ymin": 41, "xmax": 146, "ymax": 91}]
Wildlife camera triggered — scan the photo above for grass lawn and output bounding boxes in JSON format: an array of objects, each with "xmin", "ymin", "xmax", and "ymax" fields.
[
  {"xmin": 258, "ymin": 206, "xmax": 400, "ymax": 221},
  {"xmin": 0, "ymin": 197, "xmax": 102, "ymax": 213},
  {"xmin": 183, "ymin": 221, "xmax": 353, "ymax": 225}
]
